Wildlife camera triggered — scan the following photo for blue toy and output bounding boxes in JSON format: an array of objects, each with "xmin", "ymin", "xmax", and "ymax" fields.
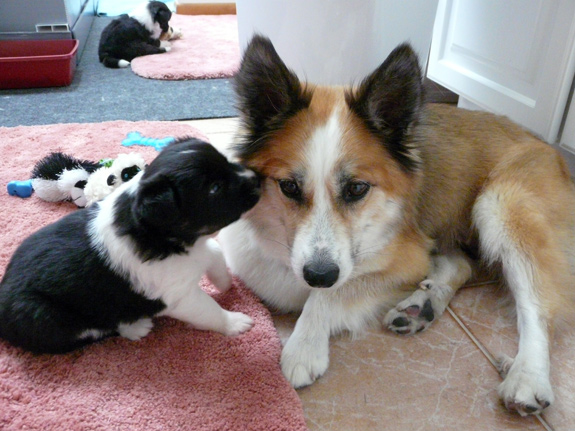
[
  {"xmin": 121, "ymin": 132, "xmax": 176, "ymax": 151},
  {"xmin": 7, "ymin": 180, "xmax": 34, "ymax": 198}
]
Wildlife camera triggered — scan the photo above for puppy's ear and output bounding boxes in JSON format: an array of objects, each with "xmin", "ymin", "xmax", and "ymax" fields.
[
  {"xmin": 234, "ymin": 35, "xmax": 313, "ymax": 158},
  {"xmin": 346, "ymin": 43, "xmax": 424, "ymax": 172},
  {"xmin": 149, "ymin": 2, "xmax": 172, "ymax": 30},
  {"xmin": 134, "ymin": 173, "xmax": 179, "ymax": 228}
]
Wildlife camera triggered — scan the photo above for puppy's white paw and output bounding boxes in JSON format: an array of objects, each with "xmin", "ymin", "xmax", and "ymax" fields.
[
  {"xmin": 160, "ymin": 40, "xmax": 171, "ymax": 48},
  {"xmin": 280, "ymin": 335, "xmax": 329, "ymax": 388},
  {"xmin": 223, "ymin": 311, "xmax": 253, "ymax": 336},
  {"xmin": 383, "ymin": 280, "xmax": 450, "ymax": 335},
  {"xmin": 497, "ymin": 354, "xmax": 554, "ymax": 416},
  {"xmin": 118, "ymin": 318, "xmax": 154, "ymax": 341},
  {"xmin": 118, "ymin": 59, "xmax": 130, "ymax": 68}
]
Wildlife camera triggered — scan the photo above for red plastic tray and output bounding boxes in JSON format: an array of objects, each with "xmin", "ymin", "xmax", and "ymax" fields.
[{"xmin": 0, "ymin": 39, "xmax": 79, "ymax": 89}]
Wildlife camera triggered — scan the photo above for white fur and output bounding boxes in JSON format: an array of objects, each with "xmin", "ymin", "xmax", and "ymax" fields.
[
  {"xmin": 290, "ymin": 112, "xmax": 354, "ymax": 288},
  {"xmin": 474, "ymin": 189, "xmax": 553, "ymax": 415},
  {"xmin": 117, "ymin": 318, "xmax": 154, "ymax": 340},
  {"xmin": 129, "ymin": 3, "xmax": 162, "ymax": 39},
  {"xmin": 78, "ymin": 328, "xmax": 109, "ymax": 340},
  {"xmin": 88, "ymin": 176, "xmax": 253, "ymax": 338}
]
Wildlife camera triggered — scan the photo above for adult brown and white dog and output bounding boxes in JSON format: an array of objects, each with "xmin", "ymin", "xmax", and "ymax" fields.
[{"xmin": 218, "ymin": 35, "xmax": 575, "ymax": 416}]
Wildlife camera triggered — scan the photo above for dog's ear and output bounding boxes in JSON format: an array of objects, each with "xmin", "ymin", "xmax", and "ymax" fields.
[
  {"xmin": 346, "ymin": 43, "xmax": 424, "ymax": 172},
  {"xmin": 148, "ymin": 2, "xmax": 172, "ymax": 31},
  {"xmin": 134, "ymin": 173, "xmax": 180, "ymax": 228},
  {"xmin": 234, "ymin": 35, "xmax": 313, "ymax": 157}
]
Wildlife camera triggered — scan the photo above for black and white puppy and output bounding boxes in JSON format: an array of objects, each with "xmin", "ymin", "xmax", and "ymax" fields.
[
  {"xmin": 98, "ymin": 1, "xmax": 174, "ymax": 68},
  {"xmin": 0, "ymin": 138, "xmax": 261, "ymax": 354}
]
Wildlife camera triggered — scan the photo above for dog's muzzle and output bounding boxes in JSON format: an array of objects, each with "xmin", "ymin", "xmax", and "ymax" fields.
[{"xmin": 303, "ymin": 259, "xmax": 340, "ymax": 288}]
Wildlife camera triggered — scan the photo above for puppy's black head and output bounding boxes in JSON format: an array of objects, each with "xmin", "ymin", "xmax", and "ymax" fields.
[
  {"xmin": 147, "ymin": 1, "xmax": 172, "ymax": 33},
  {"xmin": 130, "ymin": 138, "xmax": 260, "ymax": 254}
]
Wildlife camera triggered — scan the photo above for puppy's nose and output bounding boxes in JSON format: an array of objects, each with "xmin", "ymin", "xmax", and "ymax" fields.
[{"xmin": 303, "ymin": 261, "xmax": 340, "ymax": 288}]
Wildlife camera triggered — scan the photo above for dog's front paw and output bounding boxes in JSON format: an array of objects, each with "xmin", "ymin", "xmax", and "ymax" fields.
[
  {"xmin": 497, "ymin": 354, "xmax": 554, "ymax": 416},
  {"xmin": 118, "ymin": 318, "xmax": 154, "ymax": 340},
  {"xmin": 223, "ymin": 311, "xmax": 253, "ymax": 336},
  {"xmin": 160, "ymin": 40, "xmax": 171, "ymax": 48},
  {"xmin": 280, "ymin": 334, "xmax": 329, "ymax": 388}
]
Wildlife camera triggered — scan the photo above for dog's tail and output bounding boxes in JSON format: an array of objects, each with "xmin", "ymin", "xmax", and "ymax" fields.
[{"xmin": 99, "ymin": 53, "xmax": 130, "ymax": 69}]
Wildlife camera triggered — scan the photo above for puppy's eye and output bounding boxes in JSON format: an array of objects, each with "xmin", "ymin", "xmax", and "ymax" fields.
[
  {"xmin": 209, "ymin": 181, "xmax": 223, "ymax": 195},
  {"xmin": 344, "ymin": 181, "xmax": 370, "ymax": 202},
  {"xmin": 278, "ymin": 179, "xmax": 301, "ymax": 200}
]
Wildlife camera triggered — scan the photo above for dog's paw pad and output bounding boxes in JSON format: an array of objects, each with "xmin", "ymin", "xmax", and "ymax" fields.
[
  {"xmin": 224, "ymin": 311, "xmax": 253, "ymax": 336},
  {"xmin": 118, "ymin": 318, "xmax": 154, "ymax": 340},
  {"xmin": 504, "ymin": 398, "xmax": 552, "ymax": 417},
  {"xmin": 383, "ymin": 279, "xmax": 451, "ymax": 336},
  {"xmin": 384, "ymin": 298, "xmax": 435, "ymax": 335}
]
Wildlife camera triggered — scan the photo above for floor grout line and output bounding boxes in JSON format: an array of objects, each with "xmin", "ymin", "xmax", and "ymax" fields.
[
  {"xmin": 446, "ymin": 306, "xmax": 554, "ymax": 431},
  {"xmin": 446, "ymin": 306, "xmax": 498, "ymax": 368}
]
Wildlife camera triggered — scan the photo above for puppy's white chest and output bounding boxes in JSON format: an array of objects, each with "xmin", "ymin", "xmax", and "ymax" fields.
[{"xmin": 132, "ymin": 241, "xmax": 212, "ymax": 303}]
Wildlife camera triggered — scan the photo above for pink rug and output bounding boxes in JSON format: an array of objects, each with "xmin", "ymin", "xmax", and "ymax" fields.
[
  {"xmin": 131, "ymin": 15, "xmax": 240, "ymax": 80},
  {"xmin": 0, "ymin": 121, "xmax": 307, "ymax": 431}
]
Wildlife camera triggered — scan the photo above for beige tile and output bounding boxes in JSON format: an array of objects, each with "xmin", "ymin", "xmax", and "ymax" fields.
[
  {"xmin": 450, "ymin": 285, "xmax": 575, "ymax": 431},
  {"xmin": 179, "ymin": 118, "xmax": 239, "ymax": 154},
  {"xmin": 273, "ymin": 311, "xmax": 544, "ymax": 431}
]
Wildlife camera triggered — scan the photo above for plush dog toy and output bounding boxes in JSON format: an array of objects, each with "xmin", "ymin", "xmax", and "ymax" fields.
[
  {"xmin": 31, "ymin": 152, "xmax": 101, "ymax": 205},
  {"xmin": 83, "ymin": 154, "xmax": 146, "ymax": 207},
  {"xmin": 31, "ymin": 152, "xmax": 146, "ymax": 207},
  {"xmin": 160, "ymin": 25, "xmax": 183, "ymax": 41}
]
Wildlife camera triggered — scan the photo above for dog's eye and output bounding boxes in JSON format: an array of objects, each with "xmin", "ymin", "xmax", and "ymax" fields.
[
  {"xmin": 278, "ymin": 179, "xmax": 301, "ymax": 200},
  {"xmin": 209, "ymin": 181, "xmax": 223, "ymax": 195},
  {"xmin": 344, "ymin": 181, "xmax": 370, "ymax": 202}
]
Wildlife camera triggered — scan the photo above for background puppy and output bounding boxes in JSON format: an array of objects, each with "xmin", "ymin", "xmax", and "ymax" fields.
[
  {"xmin": 0, "ymin": 138, "xmax": 260, "ymax": 354},
  {"xmin": 219, "ymin": 35, "xmax": 575, "ymax": 417},
  {"xmin": 98, "ymin": 1, "xmax": 174, "ymax": 68}
]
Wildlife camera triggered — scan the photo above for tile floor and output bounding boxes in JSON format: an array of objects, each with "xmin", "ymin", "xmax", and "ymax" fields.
[{"xmin": 184, "ymin": 117, "xmax": 575, "ymax": 431}]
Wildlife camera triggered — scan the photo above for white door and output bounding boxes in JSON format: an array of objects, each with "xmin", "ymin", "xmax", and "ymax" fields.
[{"xmin": 427, "ymin": 0, "xmax": 575, "ymax": 144}]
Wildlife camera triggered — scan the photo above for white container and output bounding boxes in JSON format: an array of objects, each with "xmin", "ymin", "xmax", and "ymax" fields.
[{"xmin": 236, "ymin": 0, "xmax": 439, "ymax": 86}]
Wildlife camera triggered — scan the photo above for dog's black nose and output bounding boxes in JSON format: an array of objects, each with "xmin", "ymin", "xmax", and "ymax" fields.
[{"xmin": 303, "ymin": 261, "xmax": 340, "ymax": 288}]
